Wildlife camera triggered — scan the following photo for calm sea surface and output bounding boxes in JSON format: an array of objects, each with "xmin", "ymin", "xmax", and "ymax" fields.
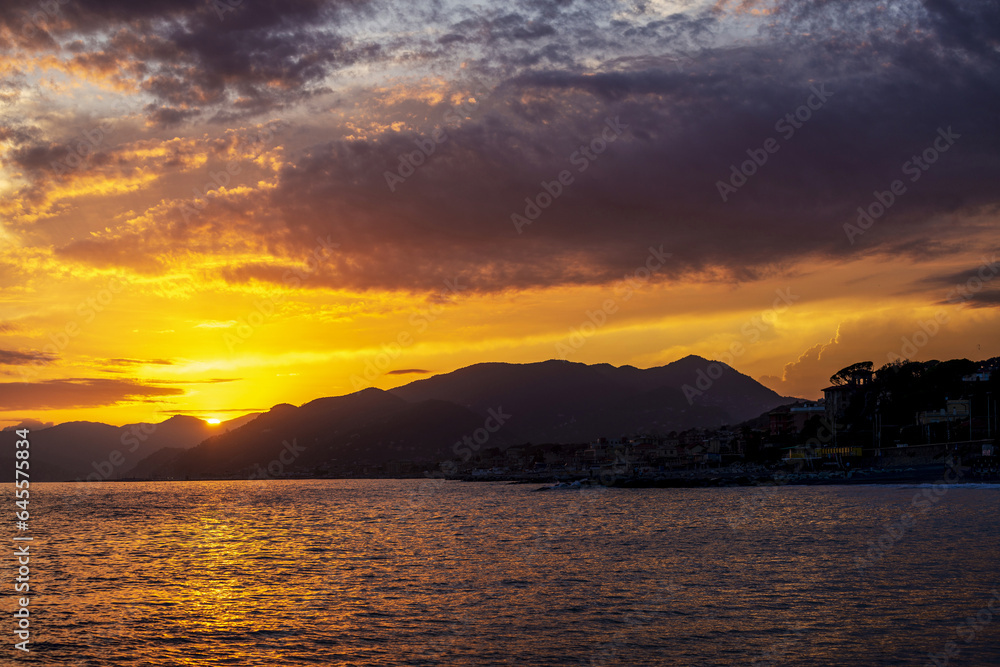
[{"xmin": 3, "ymin": 479, "xmax": 1000, "ymax": 666}]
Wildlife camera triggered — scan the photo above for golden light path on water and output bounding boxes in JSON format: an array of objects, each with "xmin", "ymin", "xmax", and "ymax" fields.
[{"xmin": 5, "ymin": 479, "xmax": 1000, "ymax": 665}]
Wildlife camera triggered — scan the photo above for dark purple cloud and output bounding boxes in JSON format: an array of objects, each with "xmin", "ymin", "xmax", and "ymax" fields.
[
  {"xmin": 13, "ymin": 0, "xmax": 1000, "ymax": 294},
  {"xmin": 1, "ymin": 0, "xmax": 382, "ymax": 124},
  {"xmin": 237, "ymin": 0, "xmax": 1000, "ymax": 292}
]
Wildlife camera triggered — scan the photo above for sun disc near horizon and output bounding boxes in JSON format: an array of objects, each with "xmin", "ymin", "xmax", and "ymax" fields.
[{"xmin": 206, "ymin": 418, "xmax": 221, "ymax": 425}]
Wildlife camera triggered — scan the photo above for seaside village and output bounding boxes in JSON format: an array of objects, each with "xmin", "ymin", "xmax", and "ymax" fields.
[{"xmin": 436, "ymin": 359, "xmax": 1000, "ymax": 483}]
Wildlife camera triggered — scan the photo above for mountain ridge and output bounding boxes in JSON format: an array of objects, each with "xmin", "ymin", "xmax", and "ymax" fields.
[{"xmin": 4, "ymin": 356, "xmax": 797, "ymax": 481}]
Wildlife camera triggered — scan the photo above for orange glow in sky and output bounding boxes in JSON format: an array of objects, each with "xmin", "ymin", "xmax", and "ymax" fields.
[{"xmin": 0, "ymin": 0, "xmax": 997, "ymax": 428}]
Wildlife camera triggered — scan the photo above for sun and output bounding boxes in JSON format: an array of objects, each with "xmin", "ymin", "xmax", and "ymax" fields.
[{"xmin": 206, "ymin": 418, "xmax": 221, "ymax": 425}]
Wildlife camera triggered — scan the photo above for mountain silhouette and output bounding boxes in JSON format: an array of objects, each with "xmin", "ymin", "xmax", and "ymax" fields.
[
  {"xmin": 7, "ymin": 357, "xmax": 794, "ymax": 480},
  {"xmin": 0, "ymin": 413, "xmax": 258, "ymax": 482},
  {"xmin": 131, "ymin": 388, "xmax": 519, "ymax": 479},
  {"xmin": 389, "ymin": 356, "xmax": 792, "ymax": 441}
]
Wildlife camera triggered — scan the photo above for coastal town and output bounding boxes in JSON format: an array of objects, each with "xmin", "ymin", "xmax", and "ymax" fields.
[
  {"xmin": 431, "ymin": 357, "xmax": 1000, "ymax": 485},
  {"xmin": 92, "ymin": 356, "xmax": 999, "ymax": 486}
]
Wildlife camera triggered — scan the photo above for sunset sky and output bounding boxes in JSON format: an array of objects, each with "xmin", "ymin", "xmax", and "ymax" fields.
[{"xmin": 1, "ymin": 0, "xmax": 998, "ymax": 428}]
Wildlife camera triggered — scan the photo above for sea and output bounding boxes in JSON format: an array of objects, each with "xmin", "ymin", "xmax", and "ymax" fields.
[{"xmin": 3, "ymin": 479, "xmax": 1000, "ymax": 666}]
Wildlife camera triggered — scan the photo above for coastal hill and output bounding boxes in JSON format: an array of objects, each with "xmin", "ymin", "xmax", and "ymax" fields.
[
  {"xmin": 5, "ymin": 356, "xmax": 796, "ymax": 481},
  {"xmin": 390, "ymin": 356, "xmax": 791, "ymax": 442},
  {"xmin": 131, "ymin": 356, "xmax": 794, "ymax": 479},
  {"xmin": 127, "ymin": 388, "xmax": 523, "ymax": 479},
  {"xmin": 0, "ymin": 413, "xmax": 259, "ymax": 483}
]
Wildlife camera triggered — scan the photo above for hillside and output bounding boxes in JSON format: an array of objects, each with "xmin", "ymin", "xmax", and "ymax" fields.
[
  {"xmin": 136, "ymin": 388, "xmax": 521, "ymax": 478},
  {"xmin": 5, "ymin": 356, "xmax": 795, "ymax": 480},
  {"xmin": 389, "ymin": 356, "xmax": 793, "ymax": 442},
  {"xmin": 0, "ymin": 413, "xmax": 257, "ymax": 482}
]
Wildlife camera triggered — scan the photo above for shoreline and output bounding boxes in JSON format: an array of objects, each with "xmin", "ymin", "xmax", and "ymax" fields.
[{"xmin": 53, "ymin": 463, "xmax": 1000, "ymax": 488}]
